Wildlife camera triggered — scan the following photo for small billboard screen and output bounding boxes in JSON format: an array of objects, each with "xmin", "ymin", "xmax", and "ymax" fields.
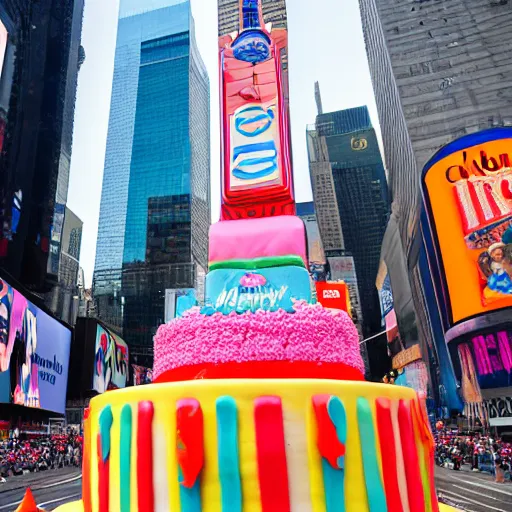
[
  {"xmin": 0, "ymin": 277, "xmax": 71, "ymax": 414},
  {"xmin": 93, "ymin": 324, "xmax": 129, "ymax": 393}
]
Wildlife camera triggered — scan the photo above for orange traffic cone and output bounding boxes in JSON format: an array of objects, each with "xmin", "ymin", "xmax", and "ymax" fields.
[{"xmin": 15, "ymin": 488, "xmax": 44, "ymax": 512}]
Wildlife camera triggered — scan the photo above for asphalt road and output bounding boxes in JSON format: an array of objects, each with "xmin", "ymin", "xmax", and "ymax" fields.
[
  {"xmin": 0, "ymin": 465, "xmax": 511, "ymax": 511},
  {"xmin": 0, "ymin": 468, "xmax": 81, "ymax": 511},
  {"xmin": 436, "ymin": 466, "xmax": 512, "ymax": 512}
]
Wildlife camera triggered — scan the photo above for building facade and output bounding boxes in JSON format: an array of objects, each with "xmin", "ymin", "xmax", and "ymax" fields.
[
  {"xmin": 296, "ymin": 201, "xmax": 327, "ymax": 282},
  {"xmin": 358, "ymin": 0, "xmax": 512, "ymax": 400},
  {"xmin": 93, "ymin": 0, "xmax": 210, "ymax": 362},
  {"xmin": 44, "ymin": 207, "xmax": 83, "ymax": 325},
  {"xmin": 308, "ymin": 104, "xmax": 390, "ymax": 340},
  {"xmin": 0, "ymin": 0, "xmax": 84, "ymax": 292}
]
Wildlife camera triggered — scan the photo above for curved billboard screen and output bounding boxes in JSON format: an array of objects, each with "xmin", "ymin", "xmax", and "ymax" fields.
[
  {"xmin": 422, "ymin": 127, "xmax": 512, "ymax": 328},
  {"xmin": 0, "ymin": 277, "xmax": 71, "ymax": 414}
]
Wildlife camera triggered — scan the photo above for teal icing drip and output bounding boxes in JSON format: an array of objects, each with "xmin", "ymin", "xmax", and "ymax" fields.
[
  {"xmin": 216, "ymin": 396, "xmax": 242, "ymax": 512},
  {"xmin": 324, "ymin": 396, "xmax": 347, "ymax": 512},
  {"xmin": 99, "ymin": 405, "xmax": 113, "ymax": 462},
  {"xmin": 356, "ymin": 398, "xmax": 388, "ymax": 512},
  {"xmin": 178, "ymin": 466, "xmax": 201, "ymax": 512},
  {"xmin": 120, "ymin": 404, "xmax": 132, "ymax": 512}
]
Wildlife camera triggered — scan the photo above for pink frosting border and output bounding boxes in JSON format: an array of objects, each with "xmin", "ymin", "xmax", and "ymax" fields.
[{"xmin": 153, "ymin": 301, "xmax": 364, "ymax": 380}]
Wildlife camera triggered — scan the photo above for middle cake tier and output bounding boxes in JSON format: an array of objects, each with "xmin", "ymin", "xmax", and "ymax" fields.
[{"xmin": 153, "ymin": 302, "xmax": 365, "ymax": 382}]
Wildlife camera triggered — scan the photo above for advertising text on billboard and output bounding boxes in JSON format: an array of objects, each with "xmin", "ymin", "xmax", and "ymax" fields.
[
  {"xmin": 422, "ymin": 128, "xmax": 512, "ymax": 326},
  {"xmin": 0, "ymin": 278, "xmax": 71, "ymax": 414}
]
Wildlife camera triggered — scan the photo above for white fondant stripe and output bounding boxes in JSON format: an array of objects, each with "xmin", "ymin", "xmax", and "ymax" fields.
[
  {"xmin": 153, "ymin": 421, "xmax": 169, "ymax": 512},
  {"xmin": 283, "ymin": 407, "xmax": 313, "ymax": 511}
]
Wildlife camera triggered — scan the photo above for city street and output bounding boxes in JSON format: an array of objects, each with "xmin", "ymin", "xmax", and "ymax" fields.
[
  {"xmin": 436, "ymin": 466, "xmax": 512, "ymax": 512},
  {"xmin": 0, "ymin": 466, "xmax": 511, "ymax": 511},
  {"xmin": 0, "ymin": 468, "xmax": 81, "ymax": 511}
]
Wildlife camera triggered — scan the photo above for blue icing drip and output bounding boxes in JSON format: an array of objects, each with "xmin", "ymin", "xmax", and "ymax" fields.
[
  {"xmin": 216, "ymin": 396, "xmax": 242, "ymax": 512},
  {"xmin": 357, "ymin": 397, "xmax": 388, "ymax": 512},
  {"xmin": 322, "ymin": 458, "xmax": 344, "ymax": 512},
  {"xmin": 120, "ymin": 404, "xmax": 132, "ymax": 512},
  {"xmin": 99, "ymin": 405, "xmax": 113, "ymax": 462},
  {"xmin": 178, "ymin": 466, "xmax": 201, "ymax": 512},
  {"xmin": 323, "ymin": 396, "xmax": 347, "ymax": 512}
]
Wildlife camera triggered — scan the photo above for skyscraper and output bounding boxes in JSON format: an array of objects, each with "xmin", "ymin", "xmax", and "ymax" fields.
[
  {"xmin": 0, "ymin": 0, "xmax": 84, "ymax": 292},
  {"xmin": 44, "ymin": 207, "xmax": 83, "ymax": 325},
  {"xmin": 358, "ymin": 0, "xmax": 512, "ymax": 360},
  {"xmin": 93, "ymin": 0, "xmax": 210, "ymax": 361},
  {"xmin": 308, "ymin": 104, "xmax": 389, "ymax": 339}
]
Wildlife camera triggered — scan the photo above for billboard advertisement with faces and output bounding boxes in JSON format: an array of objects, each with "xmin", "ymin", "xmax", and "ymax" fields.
[
  {"xmin": 422, "ymin": 128, "xmax": 512, "ymax": 329},
  {"xmin": 0, "ymin": 277, "xmax": 71, "ymax": 414}
]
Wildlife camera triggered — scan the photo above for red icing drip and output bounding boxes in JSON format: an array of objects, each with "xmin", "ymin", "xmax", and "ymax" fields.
[
  {"xmin": 398, "ymin": 400, "xmax": 425, "ymax": 512},
  {"xmin": 97, "ymin": 433, "xmax": 109, "ymax": 512},
  {"xmin": 176, "ymin": 398, "xmax": 204, "ymax": 488},
  {"xmin": 376, "ymin": 398, "xmax": 403, "ymax": 512},
  {"xmin": 82, "ymin": 412, "xmax": 91, "ymax": 512},
  {"xmin": 312, "ymin": 395, "xmax": 345, "ymax": 468},
  {"xmin": 254, "ymin": 396, "xmax": 290, "ymax": 512},
  {"xmin": 412, "ymin": 399, "xmax": 439, "ymax": 512},
  {"xmin": 154, "ymin": 361, "xmax": 364, "ymax": 384},
  {"xmin": 137, "ymin": 401, "xmax": 155, "ymax": 512}
]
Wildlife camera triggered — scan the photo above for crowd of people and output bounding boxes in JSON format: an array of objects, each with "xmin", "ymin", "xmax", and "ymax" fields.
[
  {"xmin": 435, "ymin": 428, "xmax": 512, "ymax": 482},
  {"xmin": 0, "ymin": 433, "xmax": 82, "ymax": 481}
]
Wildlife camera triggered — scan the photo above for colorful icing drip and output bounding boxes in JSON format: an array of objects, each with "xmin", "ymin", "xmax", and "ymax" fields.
[
  {"xmin": 137, "ymin": 401, "xmax": 155, "ymax": 512},
  {"xmin": 82, "ymin": 407, "xmax": 91, "ymax": 512},
  {"xmin": 398, "ymin": 400, "xmax": 425, "ymax": 512},
  {"xmin": 356, "ymin": 397, "xmax": 387, "ymax": 512},
  {"xmin": 376, "ymin": 398, "xmax": 403, "ymax": 512},
  {"xmin": 254, "ymin": 396, "xmax": 290, "ymax": 512},
  {"xmin": 120, "ymin": 404, "xmax": 132, "ymax": 512},
  {"xmin": 177, "ymin": 398, "xmax": 204, "ymax": 512},
  {"xmin": 216, "ymin": 396, "xmax": 242, "ymax": 512},
  {"xmin": 98, "ymin": 405, "xmax": 113, "ymax": 512},
  {"xmin": 312, "ymin": 395, "xmax": 347, "ymax": 512},
  {"xmin": 412, "ymin": 399, "xmax": 439, "ymax": 512}
]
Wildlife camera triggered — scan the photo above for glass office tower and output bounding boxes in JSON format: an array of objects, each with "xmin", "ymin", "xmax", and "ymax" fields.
[{"xmin": 93, "ymin": 0, "xmax": 210, "ymax": 363}]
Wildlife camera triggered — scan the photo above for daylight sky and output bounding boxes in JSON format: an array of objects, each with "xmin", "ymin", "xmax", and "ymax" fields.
[{"xmin": 67, "ymin": 0, "xmax": 379, "ymax": 286}]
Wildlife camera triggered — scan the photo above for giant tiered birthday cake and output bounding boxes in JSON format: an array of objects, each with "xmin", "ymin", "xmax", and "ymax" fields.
[{"xmin": 41, "ymin": 2, "xmax": 455, "ymax": 511}]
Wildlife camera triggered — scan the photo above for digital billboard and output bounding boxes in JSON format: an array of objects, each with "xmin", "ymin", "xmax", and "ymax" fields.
[
  {"xmin": 0, "ymin": 277, "xmax": 71, "ymax": 414},
  {"xmin": 93, "ymin": 324, "xmax": 129, "ymax": 394},
  {"xmin": 422, "ymin": 127, "xmax": 512, "ymax": 329},
  {"xmin": 0, "ymin": 20, "xmax": 7, "ymax": 78},
  {"xmin": 164, "ymin": 288, "xmax": 197, "ymax": 322},
  {"xmin": 315, "ymin": 281, "xmax": 350, "ymax": 314}
]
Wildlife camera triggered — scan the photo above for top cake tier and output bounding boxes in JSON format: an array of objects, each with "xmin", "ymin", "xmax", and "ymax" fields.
[{"xmin": 153, "ymin": 301, "xmax": 365, "ymax": 382}]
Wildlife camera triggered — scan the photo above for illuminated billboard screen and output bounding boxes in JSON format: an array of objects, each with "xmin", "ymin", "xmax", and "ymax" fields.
[
  {"xmin": 0, "ymin": 277, "xmax": 71, "ymax": 414},
  {"xmin": 315, "ymin": 281, "xmax": 349, "ymax": 314},
  {"xmin": 93, "ymin": 324, "xmax": 129, "ymax": 394},
  {"xmin": 422, "ymin": 127, "xmax": 512, "ymax": 328},
  {"xmin": 0, "ymin": 20, "xmax": 7, "ymax": 78}
]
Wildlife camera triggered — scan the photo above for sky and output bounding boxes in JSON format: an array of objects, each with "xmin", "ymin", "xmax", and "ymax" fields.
[{"xmin": 67, "ymin": 0, "xmax": 379, "ymax": 287}]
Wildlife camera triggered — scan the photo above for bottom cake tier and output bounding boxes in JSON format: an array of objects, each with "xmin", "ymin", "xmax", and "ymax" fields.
[{"xmin": 65, "ymin": 379, "xmax": 446, "ymax": 512}]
